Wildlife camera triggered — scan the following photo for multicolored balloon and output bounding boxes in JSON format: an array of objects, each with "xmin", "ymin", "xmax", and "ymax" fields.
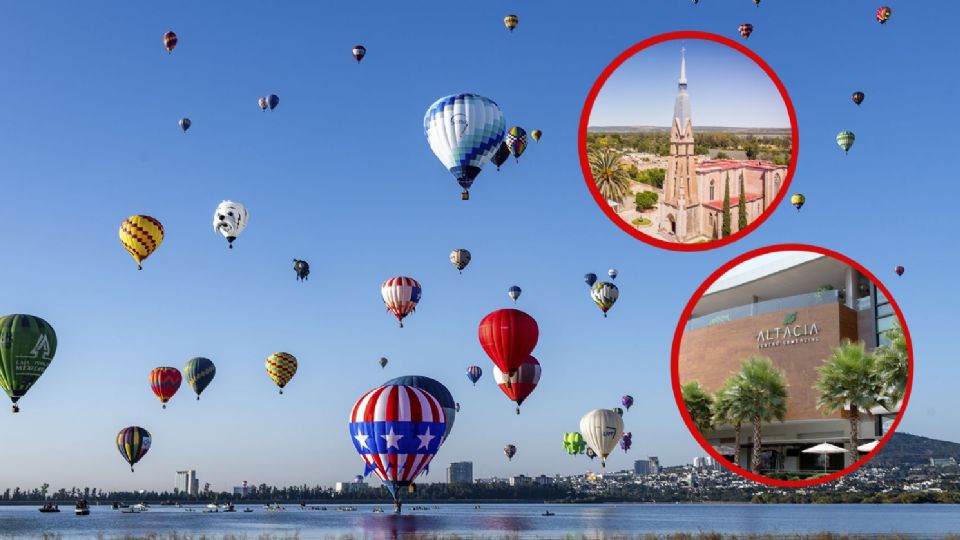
[
  {"xmin": 852, "ymin": 91, "xmax": 865, "ymax": 106},
  {"xmin": 424, "ymin": 94, "xmax": 506, "ymax": 200},
  {"xmin": 213, "ymin": 201, "xmax": 248, "ymax": 249},
  {"xmin": 0, "ymin": 314, "xmax": 57, "ymax": 413},
  {"xmin": 895, "ymin": 265, "xmax": 904, "ymax": 276},
  {"xmin": 621, "ymin": 395, "xmax": 634, "ymax": 410},
  {"xmin": 479, "ymin": 309, "xmax": 539, "ymax": 376},
  {"xmin": 117, "ymin": 426, "xmax": 151, "ymax": 472},
  {"xmin": 381, "ymin": 276, "xmax": 422, "ymax": 328},
  {"xmin": 591, "ymin": 282, "xmax": 619, "ymax": 318},
  {"xmin": 149, "ymin": 367, "xmax": 182, "ymax": 409},
  {"xmin": 612, "ymin": 407, "xmax": 624, "ymax": 417},
  {"xmin": 491, "ymin": 141, "xmax": 510, "ymax": 171},
  {"xmin": 876, "ymin": 6, "xmax": 892, "ymax": 24},
  {"xmin": 349, "ymin": 384, "xmax": 445, "ymax": 506},
  {"xmin": 505, "ymin": 127, "xmax": 527, "ymax": 162},
  {"xmin": 563, "ymin": 432, "xmax": 586, "ymax": 455},
  {"xmin": 379, "ymin": 357, "xmax": 389, "ymax": 369},
  {"xmin": 531, "ymin": 129, "xmax": 542, "ymax": 142},
  {"xmin": 450, "ymin": 249, "xmax": 471, "ymax": 274},
  {"xmin": 267, "ymin": 94, "xmax": 279, "ymax": 110},
  {"xmin": 791, "ymin": 194, "xmax": 806, "ymax": 211},
  {"xmin": 184, "ymin": 357, "xmax": 216, "ymax": 400},
  {"xmin": 584, "ymin": 273, "xmax": 597, "ymax": 287},
  {"xmin": 466, "ymin": 365, "xmax": 483, "ymax": 385},
  {"xmin": 119, "ymin": 215, "xmax": 164, "ymax": 270},
  {"xmin": 738, "ymin": 23, "xmax": 753, "ymax": 39},
  {"xmin": 507, "ymin": 285, "xmax": 522, "ymax": 303},
  {"xmin": 836, "ymin": 131, "xmax": 855, "ymax": 154},
  {"xmin": 293, "ymin": 259, "xmax": 310, "ymax": 281},
  {"xmin": 504, "ymin": 444, "xmax": 517, "ymax": 460},
  {"xmin": 266, "ymin": 352, "xmax": 297, "ymax": 394},
  {"xmin": 163, "ymin": 31, "xmax": 177, "ymax": 53},
  {"xmin": 493, "ymin": 355, "xmax": 541, "ymax": 414},
  {"xmin": 586, "ymin": 447, "xmax": 597, "ymax": 460},
  {"xmin": 608, "ymin": 268, "xmax": 618, "ymax": 280},
  {"xmin": 504, "ymin": 15, "xmax": 518, "ymax": 32},
  {"xmin": 352, "ymin": 45, "xmax": 366, "ymax": 63},
  {"xmin": 384, "ymin": 375, "xmax": 456, "ymax": 442},
  {"xmin": 258, "ymin": 97, "xmax": 269, "ymax": 111},
  {"xmin": 580, "ymin": 408, "xmax": 624, "ymax": 468},
  {"xmin": 179, "ymin": 118, "xmax": 191, "ymax": 132}
]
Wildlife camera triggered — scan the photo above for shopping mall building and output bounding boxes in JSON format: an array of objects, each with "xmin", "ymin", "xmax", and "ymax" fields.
[{"xmin": 678, "ymin": 252, "xmax": 901, "ymax": 473}]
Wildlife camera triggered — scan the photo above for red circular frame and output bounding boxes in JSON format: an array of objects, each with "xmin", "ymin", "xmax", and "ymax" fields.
[
  {"xmin": 670, "ymin": 243, "xmax": 913, "ymax": 487},
  {"xmin": 578, "ymin": 31, "xmax": 800, "ymax": 251}
]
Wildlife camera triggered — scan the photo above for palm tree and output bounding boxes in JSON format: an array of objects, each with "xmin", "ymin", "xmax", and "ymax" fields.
[
  {"xmin": 712, "ymin": 378, "xmax": 748, "ymax": 468},
  {"xmin": 874, "ymin": 322, "xmax": 909, "ymax": 407},
  {"xmin": 681, "ymin": 381, "xmax": 714, "ymax": 434},
  {"xmin": 737, "ymin": 356, "xmax": 789, "ymax": 474},
  {"xmin": 816, "ymin": 339, "xmax": 886, "ymax": 465},
  {"xmin": 588, "ymin": 148, "xmax": 631, "ymax": 205}
]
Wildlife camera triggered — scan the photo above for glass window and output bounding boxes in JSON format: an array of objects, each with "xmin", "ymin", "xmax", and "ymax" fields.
[
  {"xmin": 877, "ymin": 315, "xmax": 897, "ymax": 333},
  {"xmin": 876, "ymin": 303, "xmax": 894, "ymax": 318},
  {"xmin": 709, "ymin": 180, "xmax": 715, "ymax": 200}
]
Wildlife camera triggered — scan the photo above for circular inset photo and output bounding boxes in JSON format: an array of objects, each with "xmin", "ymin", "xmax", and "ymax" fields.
[
  {"xmin": 671, "ymin": 244, "xmax": 912, "ymax": 487},
  {"xmin": 579, "ymin": 32, "xmax": 798, "ymax": 251}
]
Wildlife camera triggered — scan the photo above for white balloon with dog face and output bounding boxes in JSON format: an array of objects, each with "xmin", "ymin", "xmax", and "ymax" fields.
[{"xmin": 213, "ymin": 200, "xmax": 249, "ymax": 248}]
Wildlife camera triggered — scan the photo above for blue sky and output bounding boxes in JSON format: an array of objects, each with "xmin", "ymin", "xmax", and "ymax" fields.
[
  {"xmin": 0, "ymin": 1, "xmax": 951, "ymax": 493},
  {"xmin": 589, "ymin": 38, "xmax": 790, "ymax": 128}
]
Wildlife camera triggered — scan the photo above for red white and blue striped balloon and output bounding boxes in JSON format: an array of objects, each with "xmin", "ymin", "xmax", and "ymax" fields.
[
  {"xmin": 381, "ymin": 276, "xmax": 422, "ymax": 328},
  {"xmin": 466, "ymin": 365, "xmax": 483, "ymax": 385},
  {"xmin": 349, "ymin": 384, "xmax": 445, "ymax": 500}
]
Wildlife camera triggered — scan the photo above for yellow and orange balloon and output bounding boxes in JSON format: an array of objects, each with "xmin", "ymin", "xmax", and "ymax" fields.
[
  {"xmin": 266, "ymin": 352, "xmax": 298, "ymax": 394},
  {"xmin": 119, "ymin": 215, "xmax": 164, "ymax": 270}
]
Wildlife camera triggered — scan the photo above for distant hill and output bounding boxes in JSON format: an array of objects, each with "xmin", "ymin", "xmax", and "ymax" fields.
[
  {"xmin": 588, "ymin": 126, "xmax": 791, "ymax": 136},
  {"xmin": 872, "ymin": 432, "xmax": 960, "ymax": 466}
]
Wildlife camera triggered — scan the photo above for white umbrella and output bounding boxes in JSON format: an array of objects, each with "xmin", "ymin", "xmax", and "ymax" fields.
[
  {"xmin": 857, "ymin": 440, "xmax": 879, "ymax": 453},
  {"xmin": 802, "ymin": 442, "xmax": 846, "ymax": 472}
]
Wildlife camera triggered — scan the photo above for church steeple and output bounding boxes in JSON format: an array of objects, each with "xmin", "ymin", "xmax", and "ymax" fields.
[
  {"xmin": 679, "ymin": 46, "xmax": 687, "ymax": 88},
  {"xmin": 672, "ymin": 46, "xmax": 691, "ymax": 136}
]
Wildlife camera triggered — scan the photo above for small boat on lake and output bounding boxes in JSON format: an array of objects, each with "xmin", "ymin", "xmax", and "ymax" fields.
[
  {"xmin": 243, "ymin": 507, "xmax": 254, "ymax": 513},
  {"xmin": 38, "ymin": 502, "xmax": 60, "ymax": 513},
  {"xmin": 542, "ymin": 510, "xmax": 555, "ymax": 516},
  {"xmin": 221, "ymin": 503, "xmax": 236, "ymax": 512},
  {"xmin": 373, "ymin": 506, "xmax": 384, "ymax": 513},
  {"xmin": 75, "ymin": 499, "xmax": 90, "ymax": 516}
]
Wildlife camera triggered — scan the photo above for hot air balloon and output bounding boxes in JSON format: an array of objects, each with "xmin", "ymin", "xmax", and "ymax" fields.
[
  {"xmin": 424, "ymin": 94, "xmax": 506, "ymax": 200},
  {"xmin": 531, "ymin": 129, "xmax": 542, "ymax": 143},
  {"xmin": 184, "ymin": 357, "xmax": 216, "ymax": 400},
  {"xmin": 0, "ymin": 314, "xmax": 57, "ymax": 413},
  {"xmin": 505, "ymin": 127, "xmax": 527, "ymax": 162},
  {"xmin": 179, "ymin": 118, "xmax": 191, "ymax": 132},
  {"xmin": 836, "ymin": 131, "xmax": 855, "ymax": 154},
  {"xmin": 791, "ymin": 194, "xmax": 806, "ymax": 211},
  {"xmin": 504, "ymin": 444, "xmax": 517, "ymax": 460},
  {"xmin": 620, "ymin": 432, "xmax": 633, "ymax": 453},
  {"xmin": 352, "ymin": 45, "xmax": 366, "ymax": 63},
  {"xmin": 117, "ymin": 426, "xmax": 151, "ymax": 472},
  {"xmin": 119, "ymin": 215, "xmax": 164, "ymax": 270},
  {"xmin": 608, "ymin": 268, "xmax": 618, "ymax": 280},
  {"xmin": 163, "ymin": 31, "xmax": 177, "ymax": 53},
  {"xmin": 692, "ymin": 0, "xmax": 699, "ymax": 4},
  {"xmin": 612, "ymin": 407, "xmax": 624, "ymax": 417},
  {"xmin": 753, "ymin": 0, "xmax": 761, "ymax": 6},
  {"xmin": 591, "ymin": 282, "xmax": 619, "ymax": 318},
  {"xmin": 504, "ymin": 15, "xmax": 518, "ymax": 32},
  {"xmin": 876, "ymin": 6, "xmax": 892, "ymax": 24},
  {"xmin": 584, "ymin": 273, "xmax": 597, "ymax": 287},
  {"xmin": 258, "ymin": 97, "xmax": 269, "ymax": 111},
  {"xmin": 266, "ymin": 352, "xmax": 297, "ymax": 394},
  {"xmin": 381, "ymin": 276, "xmax": 422, "ymax": 328},
  {"xmin": 213, "ymin": 200, "xmax": 248, "ymax": 249},
  {"xmin": 895, "ymin": 265, "xmax": 904, "ymax": 276},
  {"xmin": 580, "ymin": 408, "xmax": 624, "ymax": 468},
  {"xmin": 563, "ymin": 432, "xmax": 586, "ymax": 455},
  {"xmin": 267, "ymin": 94, "xmax": 279, "ymax": 110},
  {"xmin": 450, "ymin": 249, "xmax": 471, "ymax": 274},
  {"xmin": 466, "ymin": 365, "xmax": 482, "ymax": 385},
  {"xmin": 738, "ymin": 23, "xmax": 753, "ymax": 39},
  {"xmin": 379, "ymin": 357, "xmax": 389, "ymax": 369},
  {"xmin": 479, "ymin": 308, "xmax": 539, "ymax": 377},
  {"xmin": 491, "ymin": 141, "xmax": 511, "ymax": 171},
  {"xmin": 586, "ymin": 447, "xmax": 597, "ymax": 460},
  {"xmin": 293, "ymin": 259, "xmax": 310, "ymax": 281},
  {"xmin": 455, "ymin": 402, "xmax": 460, "ymax": 412},
  {"xmin": 349, "ymin": 384, "xmax": 445, "ymax": 513},
  {"xmin": 852, "ymin": 91, "xmax": 865, "ymax": 106},
  {"xmin": 493, "ymin": 355, "xmax": 541, "ymax": 414},
  {"xmin": 149, "ymin": 367, "xmax": 182, "ymax": 409},
  {"xmin": 384, "ymin": 375, "xmax": 456, "ymax": 442},
  {"xmin": 507, "ymin": 285, "xmax": 522, "ymax": 303},
  {"xmin": 621, "ymin": 395, "xmax": 634, "ymax": 410}
]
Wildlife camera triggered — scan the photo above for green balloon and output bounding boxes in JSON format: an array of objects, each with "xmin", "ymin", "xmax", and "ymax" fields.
[{"xmin": 0, "ymin": 314, "xmax": 58, "ymax": 413}]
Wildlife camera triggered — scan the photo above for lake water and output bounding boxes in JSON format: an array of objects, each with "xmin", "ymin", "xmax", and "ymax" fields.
[{"xmin": 1, "ymin": 503, "xmax": 959, "ymax": 539}]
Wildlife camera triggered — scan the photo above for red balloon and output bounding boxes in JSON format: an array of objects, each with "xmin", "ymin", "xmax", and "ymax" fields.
[
  {"xmin": 493, "ymin": 356, "xmax": 541, "ymax": 413},
  {"xmin": 478, "ymin": 308, "xmax": 539, "ymax": 376},
  {"xmin": 149, "ymin": 367, "xmax": 182, "ymax": 409}
]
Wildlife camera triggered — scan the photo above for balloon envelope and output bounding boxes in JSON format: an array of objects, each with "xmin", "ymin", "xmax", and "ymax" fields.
[
  {"xmin": 184, "ymin": 357, "xmax": 216, "ymax": 399},
  {"xmin": 478, "ymin": 309, "xmax": 539, "ymax": 376},
  {"xmin": 117, "ymin": 426, "xmax": 151, "ymax": 472},
  {"xmin": 0, "ymin": 314, "xmax": 58, "ymax": 413},
  {"xmin": 492, "ymin": 356, "xmax": 541, "ymax": 413},
  {"xmin": 466, "ymin": 365, "xmax": 483, "ymax": 385},
  {"xmin": 149, "ymin": 367, "xmax": 182, "ymax": 408},
  {"xmin": 579, "ymin": 408, "xmax": 624, "ymax": 467},
  {"xmin": 450, "ymin": 249, "xmax": 471, "ymax": 273},
  {"xmin": 119, "ymin": 215, "xmax": 164, "ymax": 270},
  {"xmin": 213, "ymin": 201, "xmax": 248, "ymax": 248},
  {"xmin": 621, "ymin": 395, "xmax": 634, "ymax": 410},
  {"xmin": 266, "ymin": 352, "xmax": 297, "ymax": 393},
  {"xmin": 381, "ymin": 276, "xmax": 422, "ymax": 327}
]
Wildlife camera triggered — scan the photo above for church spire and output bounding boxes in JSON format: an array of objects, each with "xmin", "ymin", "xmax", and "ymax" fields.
[{"xmin": 679, "ymin": 46, "xmax": 687, "ymax": 87}]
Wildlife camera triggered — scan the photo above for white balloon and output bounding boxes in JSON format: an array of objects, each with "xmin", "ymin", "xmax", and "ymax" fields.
[
  {"xmin": 213, "ymin": 200, "xmax": 249, "ymax": 248},
  {"xmin": 579, "ymin": 408, "xmax": 624, "ymax": 467}
]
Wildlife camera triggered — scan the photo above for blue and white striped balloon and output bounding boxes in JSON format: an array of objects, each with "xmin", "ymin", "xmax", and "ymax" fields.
[{"xmin": 424, "ymin": 94, "xmax": 505, "ymax": 200}]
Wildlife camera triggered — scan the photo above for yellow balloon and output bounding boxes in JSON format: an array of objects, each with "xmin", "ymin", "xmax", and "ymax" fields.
[
  {"xmin": 119, "ymin": 215, "xmax": 164, "ymax": 270},
  {"xmin": 504, "ymin": 15, "xmax": 518, "ymax": 31},
  {"xmin": 266, "ymin": 352, "xmax": 298, "ymax": 394}
]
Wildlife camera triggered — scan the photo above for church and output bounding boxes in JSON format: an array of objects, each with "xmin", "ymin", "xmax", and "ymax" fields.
[{"xmin": 657, "ymin": 49, "xmax": 788, "ymax": 242}]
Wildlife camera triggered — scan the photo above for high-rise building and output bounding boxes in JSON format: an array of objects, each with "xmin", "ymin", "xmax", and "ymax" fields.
[
  {"xmin": 335, "ymin": 475, "xmax": 369, "ymax": 493},
  {"xmin": 446, "ymin": 461, "xmax": 473, "ymax": 484},
  {"xmin": 649, "ymin": 456, "xmax": 660, "ymax": 475},
  {"xmin": 175, "ymin": 470, "xmax": 199, "ymax": 496},
  {"xmin": 633, "ymin": 459, "xmax": 651, "ymax": 476},
  {"xmin": 233, "ymin": 480, "xmax": 249, "ymax": 497},
  {"xmin": 693, "ymin": 456, "xmax": 705, "ymax": 469}
]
